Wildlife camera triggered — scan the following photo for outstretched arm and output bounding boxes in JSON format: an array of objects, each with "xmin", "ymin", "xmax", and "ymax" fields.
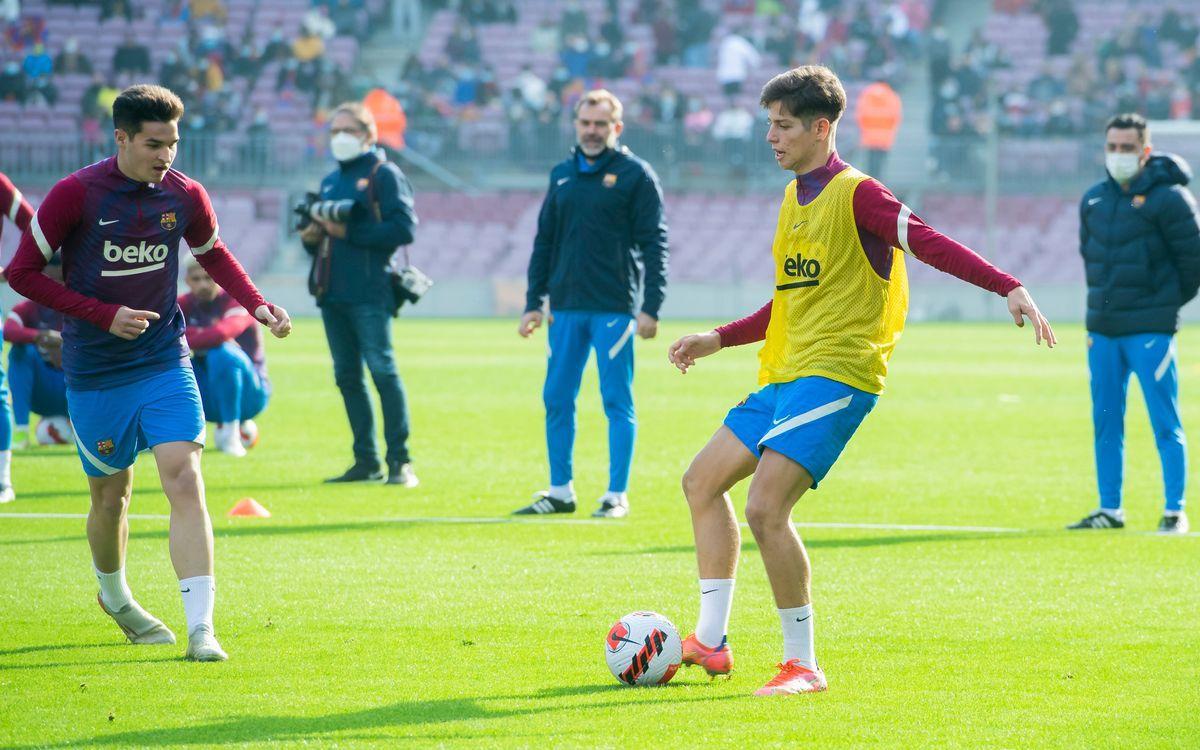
[{"xmin": 853, "ymin": 179, "xmax": 1055, "ymax": 346}]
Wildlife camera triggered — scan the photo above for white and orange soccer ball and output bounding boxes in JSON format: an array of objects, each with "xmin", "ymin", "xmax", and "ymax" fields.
[
  {"xmin": 604, "ymin": 611, "xmax": 682, "ymax": 686},
  {"xmin": 35, "ymin": 416, "xmax": 74, "ymax": 446},
  {"xmin": 239, "ymin": 419, "xmax": 259, "ymax": 449}
]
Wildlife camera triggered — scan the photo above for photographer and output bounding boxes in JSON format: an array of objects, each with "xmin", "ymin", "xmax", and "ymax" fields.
[{"xmin": 301, "ymin": 102, "xmax": 419, "ymax": 487}]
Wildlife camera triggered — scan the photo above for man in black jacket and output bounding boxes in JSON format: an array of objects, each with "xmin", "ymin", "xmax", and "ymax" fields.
[
  {"xmin": 515, "ymin": 89, "xmax": 669, "ymax": 518},
  {"xmin": 301, "ymin": 102, "xmax": 419, "ymax": 487},
  {"xmin": 1072, "ymin": 113, "xmax": 1200, "ymax": 534}
]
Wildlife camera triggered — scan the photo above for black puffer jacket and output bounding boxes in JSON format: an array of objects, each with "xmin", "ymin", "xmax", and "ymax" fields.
[{"xmin": 1080, "ymin": 152, "xmax": 1200, "ymax": 336}]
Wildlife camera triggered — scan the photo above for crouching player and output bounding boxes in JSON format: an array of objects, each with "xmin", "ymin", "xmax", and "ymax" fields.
[
  {"xmin": 4, "ymin": 255, "xmax": 69, "ymax": 449},
  {"xmin": 180, "ymin": 259, "xmax": 270, "ymax": 457},
  {"xmin": 667, "ymin": 66, "xmax": 1056, "ymax": 695},
  {"xmin": 7, "ymin": 84, "xmax": 292, "ymax": 661}
]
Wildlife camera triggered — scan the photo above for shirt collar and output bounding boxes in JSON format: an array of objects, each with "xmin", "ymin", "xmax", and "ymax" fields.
[{"xmin": 794, "ymin": 151, "xmax": 847, "ymax": 206}]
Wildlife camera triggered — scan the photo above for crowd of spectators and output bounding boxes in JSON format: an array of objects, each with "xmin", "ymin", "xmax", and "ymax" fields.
[
  {"xmin": 932, "ymin": 1, "xmax": 1200, "ymax": 147},
  {"xmin": 0, "ymin": 0, "xmax": 374, "ymax": 151},
  {"xmin": 399, "ymin": 0, "xmax": 927, "ymax": 164}
]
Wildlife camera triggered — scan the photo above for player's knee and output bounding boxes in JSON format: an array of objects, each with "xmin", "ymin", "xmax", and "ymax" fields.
[
  {"xmin": 681, "ymin": 465, "xmax": 714, "ymax": 505},
  {"xmin": 92, "ymin": 489, "xmax": 130, "ymax": 518},
  {"xmin": 744, "ymin": 497, "xmax": 786, "ymax": 536}
]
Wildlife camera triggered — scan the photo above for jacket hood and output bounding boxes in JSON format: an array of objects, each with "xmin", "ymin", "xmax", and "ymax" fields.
[{"xmin": 1132, "ymin": 152, "xmax": 1192, "ymax": 190}]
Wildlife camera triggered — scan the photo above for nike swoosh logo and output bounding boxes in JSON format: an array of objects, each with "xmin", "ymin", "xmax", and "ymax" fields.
[
  {"xmin": 792, "ymin": 221, "xmax": 807, "ymax": 229},
  {"xmin": 180, "ymin": 587, "xmax": 191, "ymax": 593},
  {"xmin": 794, "ymin": 614, "xmax": 811, "ymax": 623},
  {"xmin": 700, "ymin": 589, "xmax": 718, "ymax": 595},
  {"xmin": 772, "ymin": 415, "xmax": 791, "ymax": 425},
  {"xmin": 1144, "ymin": 341, "xmax": 1156, "ymax": 349},
  {"xmin": 1087, "ymin": 197, "xmax": 1102, "ymax": 206},
  {"xmin": 98, "ymin": 218, "xmax": 119, "ymax": 226},
  {"xmin": 606, "ymin": 319, "xmax": 619, "ymax": 327},
  {"xmin": 557, "ymin": 177, "xmax": 570, "ymax": 186}
]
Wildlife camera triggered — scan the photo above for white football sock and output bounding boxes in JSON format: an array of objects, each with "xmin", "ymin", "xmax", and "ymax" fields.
[
  {"xmin": 0, "ymin": 449, "xmax": 11, "ymax": 486},
  {"xmin": 215, "ymin": 422, "xmax": 246, "ymax": 457},
  {"xmin": 695, "ymin": 578, "xmax": 734, "ymax": 648},
  {"xmin": 94, "ymin": 564, "xmax": 133, "ymax": 611},
  {"xmin": 779, "ymin": 604, "xmax": 816, "ymax": 669},
  {"xmin": 549, "ymin": 482, "xmax": 574, "ymax": 500},
  {"xmin": 179, "ymin": 575, "xmax": 215, "ymax": 635}
]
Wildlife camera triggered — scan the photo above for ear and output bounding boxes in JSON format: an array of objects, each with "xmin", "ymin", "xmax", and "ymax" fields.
[{"xmin": 612, "ymin": 119, "xmax": 624, "ymax": 138}]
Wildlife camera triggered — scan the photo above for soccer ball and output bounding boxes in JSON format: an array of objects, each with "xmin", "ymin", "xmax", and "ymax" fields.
[
  {"xmin": 35, "ymin": 416, "xmax": 74, "ymax": 445},
  {"xmin": 239, "ymin": 419, "xmax": 259, "ymax": 449},
  {"xmin": 604, "ymin": 611, "xmax": 682, "ymax": 686}
]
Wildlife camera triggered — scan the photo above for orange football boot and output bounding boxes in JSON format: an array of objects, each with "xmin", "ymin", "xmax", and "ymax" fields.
[
  {"xmin": 681, "ymin": 633, "xmax": 733, "ymax": 677},
  {"xmin": 754, "ymin": 659, "xmax": 827, "ymax": 695}
]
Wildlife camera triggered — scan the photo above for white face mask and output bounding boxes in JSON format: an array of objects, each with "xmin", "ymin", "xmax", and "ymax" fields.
[
  {"xmin": 1105, "ymin": 152, "xmax": 1142, "ymax": 183},
  {"xmin": 330, "ymin": 132, "xmax": 367, "ymax": 162}
]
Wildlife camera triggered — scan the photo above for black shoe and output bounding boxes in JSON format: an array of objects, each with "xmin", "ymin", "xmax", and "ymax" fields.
[
  {"xmin": 324, "ymin": 463, "xmax": 384, "ymax": 483},
  {"xmin": 1158, "ymin": 512, "xmax": 1189, "ymax": 534},
  {"xmin": 1066, "ymin": 510, "xmax": 1124, "ymax": 530},
  {"xmin": 386, "ymin": 461, "xmax": 419, "ymax": 487},
  {"xmin": 512, "ymin": 491, "xmax": 576, "ymax": 515}
]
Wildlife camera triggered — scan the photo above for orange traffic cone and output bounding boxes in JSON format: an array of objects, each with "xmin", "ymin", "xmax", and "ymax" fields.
[{"xmin": 227, "ymin": 497, "xmax": 270, "ymax": 518}]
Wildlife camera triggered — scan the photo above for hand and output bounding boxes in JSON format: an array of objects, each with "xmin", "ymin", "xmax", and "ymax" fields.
[
  {"xmin": 299, "ymin": 222, "xmax": 326, "ymax": 245},
  {"xmin": 667, "ymin": 330, "xmax": 722, "ymax": 373},
  {"xmin": 518, "ymin": 310, "xmax": 544, "ymax": 338},
  {"xmin": 317, "ymin": 218, "xmax": 346, "ymax": 239},
  {"xmin": 636, "ymin": 312, "xmax": 658, "ymax": 339},
  {"xmin": 256, "ymin": 304, "xmax": 292, "ymax": 338},
  {"xmin": 1006, "ymin": 285, "xmax": 1056, "ymax": 347},
  {"xmin": 109, "ymin": 306, "xmax": 160, "ymax": 340},
  {"xmin": 35, "ymin": 329, "xmax": 62, "ymax": 349}
]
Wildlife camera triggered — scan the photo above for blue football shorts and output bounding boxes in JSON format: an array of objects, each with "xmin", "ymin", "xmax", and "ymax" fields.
[
  {"xmin": 66, "ymin": 366, "xmax": 206, "ymax": 477},
  {"xmin": 723, "ymin": 375, "xmax": 878, "ymax": 489}
]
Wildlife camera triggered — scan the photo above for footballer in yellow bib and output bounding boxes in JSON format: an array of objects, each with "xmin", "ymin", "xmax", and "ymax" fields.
[{"xmin": 666, "ymin": 66, "xmax": 1056, "ymax": 697}]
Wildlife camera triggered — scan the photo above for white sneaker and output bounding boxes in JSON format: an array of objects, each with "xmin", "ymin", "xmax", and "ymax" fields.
[
  {"xmin": 96, "ymin": 594, "xmax": 176, "ymax": 644},
  {"xmin": 387, "ymin": 462, "xmax": 419, "ymax": 487},
  {"xmin": 214, "ymin": 422, "xmax": 247, "ymax": 457},
  {"xmin": 592, "ymin": 494, "xmax": 629, "ymax": 518},
  {"xmin": 0, "ymin": 485, "xmax": 14, "ymax": 504},
  {"xmin": 185, "ymin": 624, "xmax": 228, "ymax": 662}
]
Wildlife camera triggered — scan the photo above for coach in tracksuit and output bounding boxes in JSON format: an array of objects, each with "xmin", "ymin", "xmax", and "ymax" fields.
[
  {"xmin": 515, "ymin": 89, "xmax": 669, "ymax": 518},
  {"xmin": 1071, "ymin": 113, "xmax": 1200, "ymax": 534}
]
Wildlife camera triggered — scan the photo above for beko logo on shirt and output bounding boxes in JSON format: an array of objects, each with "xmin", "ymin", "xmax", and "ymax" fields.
[{"xmin": 101, "ymin": 239, "xmax": 169, "ymax": 277}]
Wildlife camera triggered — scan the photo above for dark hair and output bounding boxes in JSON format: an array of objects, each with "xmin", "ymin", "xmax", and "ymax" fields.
[
  {"xmin": 759, "ymin": 65, "xmax": 846, "ymax": 124},
  {"xmin": 1105, "ymin": 112, "xmax": 1149, "ymax": 143},
  {"xmin": 112, "ymin": 84, "xmax": 184, "ymax": 135}
]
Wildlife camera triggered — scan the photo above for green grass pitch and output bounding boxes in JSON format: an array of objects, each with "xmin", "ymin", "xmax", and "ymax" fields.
[{"xmin": 1, "ymin": 319, "xmax": 1197, "ymax": 748}]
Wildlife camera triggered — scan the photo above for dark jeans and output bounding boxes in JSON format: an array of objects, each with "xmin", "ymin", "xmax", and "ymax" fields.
[{"xmin": 320, "ymin": 301, "xmax": 411, "ymax": 467}]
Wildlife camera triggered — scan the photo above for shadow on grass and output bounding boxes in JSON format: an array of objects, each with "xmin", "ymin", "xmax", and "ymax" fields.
[
  {"xmin": 595, "ymin": 530, "xmax": 1046, "ymax": 556},
  {"xmin": 23, "ymin": 686, "xmax": 739, "ymax": 747},
  {"xmin": 0, "ymin": 642, "xmax": 116, "ymax": 657},
  {"xmin": 0, "ymin": 519, "xmax": 427, "ymax": 547},
  {"xmin": 0, "ymin": 655, "xmax": 180, "ymax": 671}
]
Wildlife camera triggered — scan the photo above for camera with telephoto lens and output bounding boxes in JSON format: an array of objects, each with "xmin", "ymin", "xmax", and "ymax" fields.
[{"xmin": 292, "ymin": 193, "xmax": 356, "ymax": 231}]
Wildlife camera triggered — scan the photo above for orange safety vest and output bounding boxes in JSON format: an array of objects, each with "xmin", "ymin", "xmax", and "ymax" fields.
[
  {"xmin": 854, "ymin": 82, "xmax": 902, "ymax": 151},
  {"xmin": 363, "ymin": 88, "xmax": 407, "ymax": 151}
]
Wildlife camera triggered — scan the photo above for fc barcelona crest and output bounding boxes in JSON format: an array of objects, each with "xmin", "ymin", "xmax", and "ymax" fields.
[
  {"xmin": 160, "ymin": 211, "xmax": 177, "ymax": 230},
  {"xmin": 603, "ymin": 173, "xmax": 618, "ymax": 188},
  {"xmin": 96, "ymin": 439, "xmax": 115, "ymax": 456},
  {"xmin": 1131, "ymin": 195, "xmax": 1146, "ymax": 209}
]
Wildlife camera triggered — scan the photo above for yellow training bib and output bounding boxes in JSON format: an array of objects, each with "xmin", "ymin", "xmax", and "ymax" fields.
[{"xmin": 757, "ymin": 166, "xmax": 908, "ymax": 394}]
